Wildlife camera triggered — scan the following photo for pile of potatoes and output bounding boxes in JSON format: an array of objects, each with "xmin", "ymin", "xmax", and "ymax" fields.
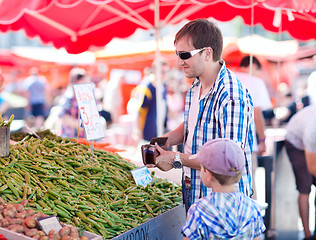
[{"xmin": 0, "ymin": 198, "xmax": 89, "ymax": 240}]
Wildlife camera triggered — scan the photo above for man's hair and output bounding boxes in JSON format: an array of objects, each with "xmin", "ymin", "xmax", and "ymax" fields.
[
  {"xmin": 203, "ymin": 166, "xmax": 242, "ymax": 185},
  {"xmin": 240, "ymin": 55, "xmax": 262, "ymax": 70},
  {"xmin": 174, "ymin": 19, "xmax": 223, "ymax": 61}
]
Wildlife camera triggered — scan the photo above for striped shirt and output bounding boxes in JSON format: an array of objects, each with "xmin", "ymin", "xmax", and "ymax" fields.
[
  {"xmin": 183, "ymin": 60, "xmax": 254, "ymax": 204},
  {"xmin": 181, "ymin": 192, "xmax": 266, "ymax": 239}
]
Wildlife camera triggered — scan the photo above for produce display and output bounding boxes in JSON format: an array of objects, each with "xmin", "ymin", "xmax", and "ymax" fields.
[
  {"xmin": 0, "ymin": 197, "xmax": 90, "ymax": 240},
  {"xmin": 0, "ymin": 131, "xmax": 182, "ymax": 239}
]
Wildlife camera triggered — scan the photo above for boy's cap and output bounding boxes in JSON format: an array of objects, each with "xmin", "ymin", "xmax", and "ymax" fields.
[{"xmin": 197, "ymin": 138, "xmax": 245, "ymax": 176}]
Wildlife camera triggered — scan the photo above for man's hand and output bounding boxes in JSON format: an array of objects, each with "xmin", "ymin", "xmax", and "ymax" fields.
[
  {"xmin": 154, "ymin": 143, "xmax": 174, "ymax": 171},
  {"xmin": 257, "ymin": 141, "xmax": 266, "ymax": 156}
]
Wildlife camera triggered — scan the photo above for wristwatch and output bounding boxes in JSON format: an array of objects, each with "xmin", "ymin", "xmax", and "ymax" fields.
[{"xmin": 172, "ymin": 152, "xmax": 182, "ymax": 169}]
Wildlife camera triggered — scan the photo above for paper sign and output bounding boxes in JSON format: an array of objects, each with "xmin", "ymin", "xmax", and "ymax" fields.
[
  {"xmin": 131, "ymin": 166, "xmax": 153, "ymax": 187},
  {"xmin": 37, "ymin": 216, "xmax": 63, "ymax": 235},
  {"xmin": 73, "ymin": 83, "xmax": 104, "ymax": 141}
]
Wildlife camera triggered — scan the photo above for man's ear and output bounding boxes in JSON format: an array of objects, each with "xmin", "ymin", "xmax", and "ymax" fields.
[{"xmin": 204, "ymin": 47, "xmax": 213, "ymax": 61}]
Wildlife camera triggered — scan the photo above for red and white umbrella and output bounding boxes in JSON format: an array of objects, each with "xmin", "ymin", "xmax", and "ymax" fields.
[
  {"xmin": 0, "ymin": 0, "xmax": 315, "ymax": 54},
  {"xmin": 0, "ymin": 0, "xmax": 315, "ymax": 135}
]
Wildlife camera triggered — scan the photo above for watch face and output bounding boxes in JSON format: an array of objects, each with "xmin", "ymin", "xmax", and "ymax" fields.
[{"xmin": 172, "ymin": 160, "xmax": 182, "ymax": 169}]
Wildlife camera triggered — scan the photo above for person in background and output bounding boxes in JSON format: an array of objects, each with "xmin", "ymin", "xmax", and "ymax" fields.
[
  {"xmin": 266, "ymin": 70, "xmax": 316, "ymax": 126},
  {"xmin": 103, "ymin": 73, "xmax": 124, "ymax": 125},
  {"xmin": 132, "ymin": 59, "xmax": 169, "ymax": 142},
  {"xmin": 58, "ymin": 67, "xmax": 89, "ymax": 138},
  {"xmin": 23, "ymin": 67, "xmax": 48, "ymax": 129},
  {"xmin": 181, "ymin": 138, "xmax": 266, "ymax": 240},
  {"xmin": 285, "ymin": 105, "xmax": 316, "ymax": 240},
  {"xmin": 305, "ymin": 114, "xmax": 316, "ymax": 178},
  {"xmin": 235, "ymin": 55, "xmax": 272, "ymax": 199},
  {"xmin": 150, "ymin": 19, "xmax": 255, "ymax": 212}
]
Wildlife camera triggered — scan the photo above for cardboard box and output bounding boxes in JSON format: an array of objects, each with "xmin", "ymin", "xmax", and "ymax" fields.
[{"xmin": 0, "ymin": 227, "xmax": 103, "ymax": 240}]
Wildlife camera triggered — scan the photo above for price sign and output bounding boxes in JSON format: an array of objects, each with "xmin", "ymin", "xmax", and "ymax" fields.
[
  {"xmin": 73, "ymin": 83, "xmax": 104, "ymax": 141},
  {"xmin": 131, "ymin": 166, "xmax": 153, "ymax": 187},
  {"xmin": 37, "ymin": 216, "xmax": 63, "ymax": 235}
]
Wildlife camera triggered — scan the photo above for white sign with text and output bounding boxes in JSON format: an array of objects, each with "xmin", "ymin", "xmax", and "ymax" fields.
[
  {"xmin": 73, "ymin": 83, "xmax": 104, "ymax": 141},
  {"xmin": 131, "ymin": 166, "xmax": 153, "ymax": 187}
]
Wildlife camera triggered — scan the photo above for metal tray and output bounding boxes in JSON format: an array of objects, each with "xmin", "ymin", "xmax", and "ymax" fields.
[{"xmin": 112, "ymin": 204, "xmax": 186, "ymax": 240}]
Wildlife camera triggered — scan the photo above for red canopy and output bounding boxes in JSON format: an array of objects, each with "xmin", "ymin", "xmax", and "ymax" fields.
[{"xmin": 0, "ymin": 0, "xmax": 315, "ymax": 54}]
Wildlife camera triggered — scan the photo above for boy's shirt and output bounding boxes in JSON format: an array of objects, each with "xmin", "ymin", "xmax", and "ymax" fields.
[{"xmin": 182, "ymin": 192, "xmax": 266, "ymax": 240}]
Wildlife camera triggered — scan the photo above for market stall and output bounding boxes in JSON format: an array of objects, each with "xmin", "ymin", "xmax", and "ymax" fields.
[{"xmin": 0, "ymin": 129, "xmax": 184, "ymax": 240}]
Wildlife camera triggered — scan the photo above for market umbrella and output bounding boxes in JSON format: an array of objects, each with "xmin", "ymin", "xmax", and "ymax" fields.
[
  {"xmin": 0, "ymin": 0, "xmax": 315, "ymax": 135},
  {"xmin": 0, "ymin": 0, "xmax": 315, "ymax": 54}
]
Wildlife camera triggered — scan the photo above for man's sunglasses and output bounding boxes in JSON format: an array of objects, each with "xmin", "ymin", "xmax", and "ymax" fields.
[{"xmin": 176, "ymin": 47, "xmax": 206, "ymax": 60}]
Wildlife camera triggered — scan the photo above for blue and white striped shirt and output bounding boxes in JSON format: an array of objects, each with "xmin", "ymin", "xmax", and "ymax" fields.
[
  {"xmin": 183, "ymin": 60, "xmax": 254, "ymax": 204},
  {"xmin": 182, "ymin": 192, "xmax": 266, "ymax": 239}
]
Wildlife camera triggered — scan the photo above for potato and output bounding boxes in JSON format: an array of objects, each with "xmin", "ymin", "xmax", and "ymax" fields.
[
  {"xmin": 0, "ymin": 197, "xmax": 5, "ymax": 205},
  {"xmin": 59, "ymin": 226, "xmax": 71, "ymax": 237},
  {"xmin": 0, "ymin": 218, "xmax": 10, "ymax": 227},
  {"xmin": 25, "ymin": 228, "xmax": 39, "ymax": 237},
  {"xmin": 69, "ymin": 236, "xmax": 80, "ymax": 240},
  {"xmin": 34, "ymin": 212, "xmax": 47, "ymax": 220},
  {"xmin": 13, "ymin": 203, "xmax": 24, "ymax": 212},
  {"xmin": 48, "ymin": 229, "xmax": 60, "ymax": 240},
  {"xmin": 8, "ymin": 224, "xmax": 25, "ymax": 233},
  {"xmin": 16, "ymin": 211, "xmax": 27, "ymax": 219},
  {"xmin": 61, "ymin": 236, "xmax": 72, "ymax": 240},
  {"xmin": 69, "ymin": 233, "xmax": 80, "ymax": 240},
  {"xmin": 38, "ymin": 231, "xmax": 46, "ymax": 237},
  {"xmin": 38, "ymin": 236, "xmax": 49, "ymax": 240},
  {"xmin": 69, "ymin": 226, "xmax": 80, "ymax": 237},
  {"xmin": 32, "ymin": 234, "xmax": 41, "ymax": 240},
  {"xmin": 25, "ymin": 216, "xmax": 37, "ymax": 228},
  {"xmin": 32, "ymin": 231, "xmax": 46, "ymax": 239},
  {"xmin": 7, "ymin": 217, "xmax": 25, "ymax": 225},
  {"xmin": 26, "ymin": 208, "xmax": 35, "ymax": 217},
  {"xmin": 2, "ymin": 206, "xmax": 17, "ymax": 218}
]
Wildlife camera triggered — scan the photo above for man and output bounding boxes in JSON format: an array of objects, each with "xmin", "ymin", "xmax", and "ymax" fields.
[
  {"xmin": 235, "ymin": 55, "xmax": 272, "ymax": 199},
  {"xmin": 151, "ymin": 19, "xmax": 255, "ymax": 212}
]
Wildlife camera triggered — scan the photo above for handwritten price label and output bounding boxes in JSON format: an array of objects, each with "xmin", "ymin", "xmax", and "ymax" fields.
[{"xmin": 73, "ymin": 83, "xmax": 104, "ymax": 141}]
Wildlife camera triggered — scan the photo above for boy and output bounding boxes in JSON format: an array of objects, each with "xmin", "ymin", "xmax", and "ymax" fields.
[{"xmin": 181, "ymin": 138, "xmax": 266, "ymax": 239}]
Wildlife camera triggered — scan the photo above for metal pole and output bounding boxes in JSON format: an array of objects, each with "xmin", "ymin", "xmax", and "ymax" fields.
[{"xmin": 155, "ymin": 0, "xmax": 163, "ymax": 137}]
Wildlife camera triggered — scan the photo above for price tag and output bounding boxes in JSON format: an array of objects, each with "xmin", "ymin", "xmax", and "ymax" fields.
[
  {"xmin": 37, "ymin": 216, "xmax": 63, "ymax": 235},
  {"xmin": 131, "ymin": 166, "xmax": 153, "ymax": 187},
  {"xmin": 73, "ymin": 83, "xmax": 105, "ymax": 141}
]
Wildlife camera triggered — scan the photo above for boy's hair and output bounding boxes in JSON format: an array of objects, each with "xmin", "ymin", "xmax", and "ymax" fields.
[
  {"xmin": 204, "ymin": 166, "xmax": 242, "ymax": 185},
  {"xmin": 174, "ymin": 18, "xmax": 223, "ymax": 62}
]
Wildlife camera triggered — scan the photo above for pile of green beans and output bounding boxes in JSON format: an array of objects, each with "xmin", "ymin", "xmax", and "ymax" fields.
[{"xmin": 0, "ymin": 136, "xmax": 182, "ymax": 239}]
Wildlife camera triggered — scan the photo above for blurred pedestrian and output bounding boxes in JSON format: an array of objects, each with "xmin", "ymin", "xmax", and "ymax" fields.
[
  {"xmin": 235, "ymin": 55, "xmax": 272, "ymax": 199},
  {"xmin": 23, "ymin": 67, "xmax": 48, "ymax": 129},
  {"xmin": 102, "ymin": 72, "xmax": 124, "ymax": 125},
  {"xmin": 132, "ymin": 59, "xmax": 169, "ymax": 142},
  {"xmin": 181, "ymin": 138, "xmax": 265, "ymax": 240},
  {"xmin": 285, "ymin": 104, "xmax": 316, "ymax": 240},
  {"xmin": 58, "ymin": 67, "xmax": 89, "ymax": 138},
  {"xmin": 151, "ymin": 19, "xmax": 255, "ymax": 212}
]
